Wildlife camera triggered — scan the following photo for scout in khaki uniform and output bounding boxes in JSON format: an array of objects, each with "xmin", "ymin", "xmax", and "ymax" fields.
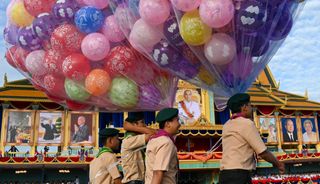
[
  {"xmin": 145, "ymin": 108, "xmax": 181, "ymax": 184},
  {"xmin": 219, "ymin": 93, "xmax": 285, "ymax": 184},
  {"xmin": 121, "ymin": 112, "xmax": 155, "ymax": 184},
  {"xmin": 89, "ymin": 128, "xmax": 121, "ymax": 184}
]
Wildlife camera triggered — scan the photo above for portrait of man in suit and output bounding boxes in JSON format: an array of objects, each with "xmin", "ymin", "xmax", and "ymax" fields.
[
  {"xmin": 72, "ymin": 116, "xmax": 90, "ymax": 143},
  {"xmin": 282, "ymin": 118, "xmax": 298, "ymax": 142},
  {"xmin": 38, "ymin": 112, "xmax": 63, "ymax": 144},
  {"xmin": 41, "ymin": 120, "xmax": 58, "ymax": 140}
]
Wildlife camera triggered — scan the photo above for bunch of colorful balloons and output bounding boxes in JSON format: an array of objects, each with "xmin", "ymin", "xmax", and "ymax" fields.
[
  {"xmin": 4, "ymin": 0, "xmax": 178, "ymax": 111},
  {"xmin": 109, "ymin": 0, "xmax": 305, "ymax": 97}
]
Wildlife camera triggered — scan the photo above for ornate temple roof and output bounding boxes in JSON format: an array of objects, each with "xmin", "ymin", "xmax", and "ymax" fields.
[
  {"xmin": 0, "ymin": 74, "xmax": 51, "ymax": 102},
  {"xmin": 249, "ymin": 67, "xmax": 320, "ymax": 111}
]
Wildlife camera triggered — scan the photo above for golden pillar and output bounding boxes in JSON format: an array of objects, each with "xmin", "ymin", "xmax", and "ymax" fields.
[
  {"xmin": 296, "ymin": 112, "xmax": 302, "ymax": 153},
  {"xmin": 62, "ymin": 109, "xmax": 70, "ymax": 152},
  {"xmin": 94, "ymin": 111, "xmax": 99, "ymax": 149},
  {"xmin": 0, "ymin": 108, "xmax": 8, "ymax": 155},
  {"xmin": 274, "ymin": 111, "xmax": 283, "ymax": 152},
  {"xmin": 253, "ymin": 107, "xmax": 258, "ymax": 127}
]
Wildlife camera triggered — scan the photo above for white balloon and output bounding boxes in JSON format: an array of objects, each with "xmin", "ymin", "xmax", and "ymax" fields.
[
  {"xmin": 25, "ymin": 50, "xmax": 46, "ymax": 75},
  {"xmin": 204, "ymin": 33, "xmax": 236, "ymax": 65}
]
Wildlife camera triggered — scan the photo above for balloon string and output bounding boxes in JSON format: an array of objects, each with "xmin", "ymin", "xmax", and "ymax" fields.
[{"xmin": 207, "ymin": 137, "xmax": 222, "ymax": 154}]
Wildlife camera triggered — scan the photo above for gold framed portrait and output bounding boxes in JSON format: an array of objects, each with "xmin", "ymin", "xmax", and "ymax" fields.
[
  {"xmin": 35, "ymin": 111, "xmax": 65, "ymax": 146},
  {"xmin": 300, "ymin": 116, "xmax": 319, "ymax": 144},
  {"xmin": 175, "ymin": 88, "xmax": 202, "ymax": 126},
  {"xmin": 3, "ymin": 109, "xmax": 35, "ymax": 146},
  {"xmin": 68, "ymin": 111, "xmax": 97, "ymax": 146},
  {"xmin": 280, "ymin": 116, "xmax": 299, "ymax": 144},
  {"xmin": 258, "ymin": 116, "xmax": 278, "ymax": 144}
]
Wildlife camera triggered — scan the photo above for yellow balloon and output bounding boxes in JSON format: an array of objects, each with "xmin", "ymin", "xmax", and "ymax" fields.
[
  {"xmin": 179, "ymin": 10, "xmax": 212, "ymax": 46},
  {"xmin": 198, "ymin": 66, "xmax": 216, "ymax": 85},
  {"xmin": 10, "ymin": 2, "xmax": 34, "ymax": 27}
]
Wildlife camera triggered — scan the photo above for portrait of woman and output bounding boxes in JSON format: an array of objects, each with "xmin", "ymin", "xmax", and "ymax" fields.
[{"xmin": 301, "ymin": 118, "xmax": 318, "ymax": 143}]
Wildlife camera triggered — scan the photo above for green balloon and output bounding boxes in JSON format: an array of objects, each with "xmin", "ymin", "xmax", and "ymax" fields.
[
  {"xmin": 109, "ymin": 77, "xmax": 139, "ymax": 108},
  {"xmin": 64, "ymin": 78, "xmax": 90, "ymax": 102}
]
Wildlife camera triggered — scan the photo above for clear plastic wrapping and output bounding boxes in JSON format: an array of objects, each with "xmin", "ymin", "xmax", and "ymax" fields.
[
  {"xmin": 4, "ymin": 0, "xmax": 178, "ymax": 111},
  {"xmin": 108, "ymin": 0, "xmax": 306, "ymax": 107}
]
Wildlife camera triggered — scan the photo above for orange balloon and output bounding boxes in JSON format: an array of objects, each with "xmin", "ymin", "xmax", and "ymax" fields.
[{"xmin": 85, "ymin": 69, "xmax": 111, "ymax": 96}]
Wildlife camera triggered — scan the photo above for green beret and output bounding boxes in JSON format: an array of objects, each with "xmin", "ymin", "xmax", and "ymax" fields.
[
  {"xmin": 227, "ymin": 93, "xmax": 250, "ymax": 111},
  {"xmin": 134, "ymin": 112, "xmax": 144, "ymax": 121},
  {"xmin": 125, "ymin": 112, "xmax": 144, "ymax": 123},
  {"xmin": 99, "ymin": 128, "xmax": 119, "ymax": 138},
  {"xmin": 125, "ymin": 117, "xmax": 135, "ymax": 123},
  {"xmin": 156, "ymin": 108, "xmax": 179, "ymax": 123}
]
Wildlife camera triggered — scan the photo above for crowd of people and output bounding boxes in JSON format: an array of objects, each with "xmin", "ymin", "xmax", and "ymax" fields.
[
  {"xmin": 89, "ymin": 93, "xmax": 287, "ymax": 184},
  {"xmin": 2, "ymin": 94, "xmax": 318, "ymax": 184},
  {"xmin": 89, "ymin": 108, "xmax": 181, "ymax": 184}
]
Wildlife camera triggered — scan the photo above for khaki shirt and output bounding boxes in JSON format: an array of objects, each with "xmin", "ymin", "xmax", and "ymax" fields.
[
  {"xmin": 220, "ymin": 117, "xmax": 267, "ymax": 171},
  {"xmin": 89, "ymin": 152, "xmax": 121, "ymax": 184},
  {"xmin": 145, "ymin": 136, "xmax": 178, "ymax": 184},
  {"xmin": 121, "ymin": 134, "xmax": 146, "ymax": 183}
]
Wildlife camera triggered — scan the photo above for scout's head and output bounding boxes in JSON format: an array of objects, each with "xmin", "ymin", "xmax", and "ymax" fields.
[
  {"xmin": 99, "ymin": 128, "xmax": 120, "ymax": 151},
  {"xmin": 125, "ymin": 112, "xmax": 146, "ymax": 129},
  {"xmin": 156, "ymin": 108, "xmax": 181, "ymax": 135},
  {"xmin": 227, "ymin": 93, "xmax": 252, "ymax": 118}
]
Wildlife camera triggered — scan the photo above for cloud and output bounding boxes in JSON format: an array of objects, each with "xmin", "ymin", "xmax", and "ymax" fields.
[{"xmin": 269, "ymin": 0, "xmax": 320, "ymax": 101}]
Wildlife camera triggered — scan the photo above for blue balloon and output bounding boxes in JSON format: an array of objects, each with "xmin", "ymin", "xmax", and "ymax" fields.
[
  {"xmin": 74, "ymin": 6, "xmax": 105, "ymax": 34},
  {"xmin": 128, "ymin": 0, "xmax": 140, "ymax": 17}
]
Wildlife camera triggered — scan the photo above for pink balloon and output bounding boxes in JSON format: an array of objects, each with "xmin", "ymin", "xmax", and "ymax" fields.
[
  {"xmin": 129, "ymin": 19, "xmax": 163, "ymax": 53},
  {"xmin": 171, "ymin": 0, "xmax": 201, "ymax": 12},
  {"xmin": 25, "ymin": 50, "xmax": 47, "ymax": 75},
  {"xmin": 81, "ymin": 33, "xmax": 110, "ymax": 61},
  {"xmin": 101, "ymin": 15, "xmax": 126, "ymax": 43},
  {"xmin": 83, "ymin": 0, "xmax": 108, "ymax": 9},
  {"xmin": 199, "ymin": 0, "xmax": 235, "ymax": 28},
  {"xmin": 114, "ymin": 5, "xmax": 138, "ymax": 30},
  {"xmin": 139, "ymin": 0, "xmax": 170, "ymax": 25},
  {"xmin": 204, "ymin": 33, "xmax": 236, "ymax": 65}
]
